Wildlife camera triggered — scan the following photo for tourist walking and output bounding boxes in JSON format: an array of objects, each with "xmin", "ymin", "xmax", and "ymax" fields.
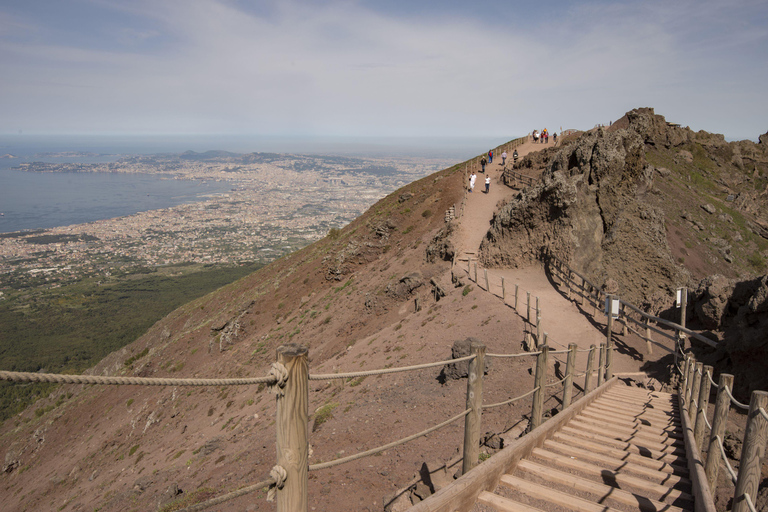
[
  {"xmin": 485, "ymin": 175, "xmax": 491, "ymax": 194},
  {"xmin": 513, "ymin": 149, "xmax": 518, "ymax": 167},
  {"xmin": 552, "ymin": 132, "xmax": 558, "ymax": 145},
  {"xmin": 488, "ymin": 150, "xmax": 493, "ymax": 164},
  {"xmin": 469, "ymin": 172, "xmax": 476, "ymax": 193},
  {"xmin": 501, "ymin": 151, "xmax": 507, "ymax": 166},
  {"xmin": 480, "ymin": 156, "xmax": 487, "ymax": 173}
]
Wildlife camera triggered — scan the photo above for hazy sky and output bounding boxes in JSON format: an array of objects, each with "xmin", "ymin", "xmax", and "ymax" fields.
[{"xmin": 1, "ymin": 0, "xmax": 766, "ymax": 140}]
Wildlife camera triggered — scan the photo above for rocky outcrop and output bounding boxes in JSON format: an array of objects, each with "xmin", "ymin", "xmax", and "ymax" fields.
[
  {"xmin": 480, "ymin": 109, "xmax": 690, "ymax": 305},
  {"xmin": 691, "ymin": 273, "xmax": 768, "ymax": 397}
]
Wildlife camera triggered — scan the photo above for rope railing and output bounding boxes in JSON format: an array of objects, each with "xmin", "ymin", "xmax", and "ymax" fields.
[
  {"xmin": 0, "ymin": 369, "xmax": 281, "ymax": 387},
  {"xmin": 177, "ymin": 475, "xmax": 278, "ymax": 512},
  {"xmin": 725, "ymin": 385, "xmax": 751, "ymax": 411},
  {"xmin": 544, "ymin": 375, "xmax": 569, "ymax": 388},
  {"xmin": 680, "ymin": 353, "xmax": 767, "ymax": 512},
  {"xmin": 483, "ymin": 386, "xmax": 539, "ymax": 409},
  {"xmin": 486, "ymin": 351, "xmax": 541, "ymax": 358},
  {"xmin": 309, "ymin": 408, "xmax": 471, "ymax": 471},
  {"xmin": 715, "ymin": 435, "xmax": 739, "ymax": 485},
  {"xmin": 308, "ymin": 355, "xmax": 475, "ymax": 380}
]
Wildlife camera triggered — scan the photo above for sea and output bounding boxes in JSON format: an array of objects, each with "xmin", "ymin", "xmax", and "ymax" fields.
[{"xmin": 0, "ymin": 134, "xmax": 508, "ymax": 234}]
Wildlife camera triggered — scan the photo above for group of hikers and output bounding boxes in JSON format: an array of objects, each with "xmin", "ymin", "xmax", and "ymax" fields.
[
  {"xmin": 471, "ymin": 147, "xmax": 520, "ymax": 194},
  {"xmin": 532, "ymin": 128, "xmax": 556, "ymax": 145}
]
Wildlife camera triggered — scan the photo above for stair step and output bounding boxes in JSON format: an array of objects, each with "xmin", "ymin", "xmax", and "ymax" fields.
[{"xmin": 516, "ymin": 459, "xmax": 689, "ymax": 512}]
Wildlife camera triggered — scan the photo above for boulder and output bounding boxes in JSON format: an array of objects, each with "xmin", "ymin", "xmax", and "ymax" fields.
[{"xmin": 439, "ymin": 337, "xmax": 491, "ymax": 381}]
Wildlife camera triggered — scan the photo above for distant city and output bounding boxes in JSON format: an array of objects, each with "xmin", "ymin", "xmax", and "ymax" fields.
[{"xmin": 0, "ymin": 149, "xmax": 456, "ymax": 289}]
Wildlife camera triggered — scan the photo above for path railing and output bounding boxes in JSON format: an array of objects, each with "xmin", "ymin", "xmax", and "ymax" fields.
[
  {"xmin": 1, "ymin": 331, "xmax": 610, "ymax": 512},
  {"xmin": 678, "ymin": 353, "xmax": 767, "ymax": 512},
  {"xmin": 541, "ymin": 251, "xmax": 764, "ymax": 511}
]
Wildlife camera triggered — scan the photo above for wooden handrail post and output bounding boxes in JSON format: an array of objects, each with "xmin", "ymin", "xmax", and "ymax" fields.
[
  {"xmin": 621, "ymin": 305, "xmax": 627, "ymax": 336},
  {"xmin": 501, "ymin": 277, "xmax": 506, "ymax": 302},
  {"xmin": 680, "ymin": 287, "xmax": 688, "ymax": 331},
  {"xmin": 275, "ymin": 344, "xmax": 309, "ymax": 512},
  {"xmin": 484, "ymin": 268, "xmax": 489, "ymax": 292},
  {"xmin": 474, "ymin": 262, "xmax": 478, "ymax": 283},
  {"xmin": 514, "ymin": 284, "xmax": 519, "ymax": 310},
  {"xmin": 566, "ymin": 271, "xmax": 572, "ymax": 299},
  {"xmin": 462, "ymin": 342, "xmax": 486, "ymax": 475},
  {"xmin": 694, "ymin": 365, "xmax": 713, "ymax": 450},
  {"xmin": 605, "ymin": 297, "xmax": 614, "ymax": 381},
  {"xmin": 531, "ymin": 345, "xmax": 549, "ymax": 430},
  {"xmin": 706, "ymin": 373, "xmax": 734, "ymax": 489},
  {"xmin": 732, "ymin": 390, "xmax": 768, "ymax": 512},
  {"xmin": 585, "ymin": 345, "xmax": 596, "ymax": 392},
  {"xmin": 526, "ymin": 291, "xmax": 531, "ymax": 323},
  {"xmin": 689, "ymin": 362, "xmax": 703, "ymax": 422},
  {"xmin": 467, "ymin": 256, "xmax": 471, "ymax": 274},
  {"xmin": 685, "ymin": 355, "xmax": 696, "ymax": 406},
  {"xmin": 563, "ymin": 343, "xmax": 577, "ymax": 409},
  {"xmin": 597, "ymin": 344, "xmax": 606, "ymax": 387},
  {"xmin": 645, "ymin": 324, "xmax": 653, "ymax": 355},
  {"xmin": 681, "ymin": 355, "xmax": 691, "ymax": 394}
]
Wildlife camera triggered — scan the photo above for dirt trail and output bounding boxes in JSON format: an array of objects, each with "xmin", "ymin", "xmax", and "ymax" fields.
[{"xmin": 452, "ymin": 138, "xmax": 669, "ymax": 376}]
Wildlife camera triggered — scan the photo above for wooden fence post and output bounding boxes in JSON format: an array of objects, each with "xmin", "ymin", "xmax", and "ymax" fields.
[
  {"xmin": 706, "ymin": 373, "xmax": 734, "ymax": 489},
  {"xmin": 468, "ymin": 256, "xmax": 471, "ymax": 274},
  {"xmin": 598, "ymin": 344, "xmax": 606, "ymax": 387},
  {"xmin": 484, "ymin": 268, "xmax": 489, "ymax": 293},
  {"xmin": 514, "ymin": 284, "xmax": 519, "ymax": 310},
  {"xmin": 685, "ymin": 355, "xmax": 697, "ymax": 406},
  {"xmin": 689, "ymin": 362, "xmax": 703, "ymax": 422},
  {"xmin": 585, "ymin": 345, "xmax": 596, "ymax": 392},
  {"xmin": 501, "ymin": 277, "xmax": 506, "ymax": 302},
  {"xmin": 694, "ymin": 365, "xmax": 713, "ymax": 450},
  {"xmin": 275, "ymin": 344, "xmax": 309, "ymax": 512},
  {"xmin": 621, "ymin": 305, "xmax": 627, "ymax": 336},
  {"xmin": 605, "ymin": 297, "xmax": 614, "ymax": 381},
  {"xmin": 526, "ymin": 292, "xmax": 531, "ymax": 323},
  {"xmin": 732, "ymin": 391, "xmax": 768, "ymax": 512},
  {"xmin": 681, "ymin": 355, "xmax": 691, "ymax": 395},
  {"xmin": 531, "ymin": 345, "xmax": 549, "ymax": 430},
  {"xmin": 474, "ymin": 262, "xmax": 478, "ymax": 283},
  {"xmin": 563, "ymin": 343, "xmax": 577, "ymax": 409},
  {"xmin": 680, "ymin": 287, "xmax": 688, "ymax": 331},
  {"xmin": 645, "ymin": 324, "xmax": 653, "ymax": 355},
  {"xmin": 566, "ymin": 271, "xmax": 572, "ymax": 299},
  {"xmin": 462, "ymin": 342, "xmax": 486, "ymax": 475}
]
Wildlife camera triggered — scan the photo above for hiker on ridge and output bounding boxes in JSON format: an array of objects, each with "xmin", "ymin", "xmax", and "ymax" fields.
[{"xmin": 480, "ymin": 156, "xmax": 487, "ymax": 173}]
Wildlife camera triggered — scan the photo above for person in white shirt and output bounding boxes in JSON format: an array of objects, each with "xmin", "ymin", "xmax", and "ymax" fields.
[
  {"xmin": 469, "ymin": 172, "xmax": 476, "ymax": 193},
  {"xmin": 485, "ymin": 175, "xmax": 491, "ymax": 194}
]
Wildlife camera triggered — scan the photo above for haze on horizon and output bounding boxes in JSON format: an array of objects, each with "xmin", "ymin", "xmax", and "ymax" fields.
[{"xmin": 1, "ymin": 0, "xmax": 766, "ymax": 142}]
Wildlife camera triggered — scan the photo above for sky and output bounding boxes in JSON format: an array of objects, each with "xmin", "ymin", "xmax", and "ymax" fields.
[{"xmin": 1, "ymin": 0, "xmax": 767, "ymax": 141}]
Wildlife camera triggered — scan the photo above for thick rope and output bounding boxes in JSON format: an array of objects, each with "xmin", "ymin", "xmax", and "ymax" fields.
[
  {"xmin": 744, "ymin": 493, "xmax": 758, "ymax": 512},
  {"xmin": 487, "ymin": 351, "xmax": 541, "ymax": 358},
  {"xmin": 707, "ymin": 371, "xmax": 719, "ymax": 388},
  {"xmin": 308, "ymin": 355, "xmax": 474, "ymax": 380},
  {"xmin": 175, "ymin": 476, "xmax": 276, "ymax": 512},
  {"xmin": 483, "ymin": 386, "xmax": 540, "ymax": 409},
  {"xmin": 759, "ymin": 406, "xmax": 768, "ymax": 423},
  {"xmin": 573, "ymin": 371, "xmax": 587, "ymax": 377},
  {"xmin": 703, "ymin": 413, "xmax": 713, "ymax": 430},
  {"xmin": 309, "ymin": 408, "xmax": 470, "ymax": 471},
  {"xmin": 548, "ymin": 350, "xmax": 570, "ymax": 355},
  {"xmin": 0, "ymin": 370, "xmax": 276, "ymax": 387},
  {"xmin": 266, "ymin": 465, "xmax": 287, "ymax": 502},
  {"xmin": 715, "ymin": 435, "xmax": 738, "ymax": 485},
  {"xmin": 724, "ymin": 386, "xmax": 750, "ymax": 410},
  {"xmin": 267, "ymin": 363, "xmax": 288, "ymax": 397},
  {"xmin": 545, "ymin": 375, "xmax": 568, "ymax": 388}
]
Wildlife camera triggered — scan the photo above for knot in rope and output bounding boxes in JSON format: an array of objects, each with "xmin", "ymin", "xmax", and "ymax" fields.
[
  {"xmin": 267, "ymin": 362, "xmax": 289, "ymax": 397},
  {"xmin": 266, "ymin": 465, "xmax": 287, "ymax": 502}
]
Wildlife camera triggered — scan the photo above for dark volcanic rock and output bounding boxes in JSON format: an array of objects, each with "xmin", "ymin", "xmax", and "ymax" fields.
[
  {"xmin": 439, "ymin": 337, "xmax": 491, "ymax": 381},
  {"xmin": 479, "ymin": 108, "xmax": 690, "ymax": 305}
]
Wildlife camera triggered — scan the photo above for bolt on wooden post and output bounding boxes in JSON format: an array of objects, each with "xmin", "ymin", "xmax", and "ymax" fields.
[
  {"xmin": 462, "ymin": 342, "xmax": 486, "ymax": 475},
  {"xmin": 732, "ymin": 391, "xmax": 768, "ymax": 512},
  {"xmin": 530, "ymin": 345, "xmax": 549, "ymax": 430},
  {"xmin": 705, "ymin": 373, "xmax": 734, "ymax": 489},
  {"xmin": 275, "ymin": 344, "xmax": 309, "ymax": 512}
]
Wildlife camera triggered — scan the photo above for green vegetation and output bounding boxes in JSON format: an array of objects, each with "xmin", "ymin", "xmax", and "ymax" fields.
[
  {"xmin": 462, "ymin": 285, "xmax": 472, "ymax": 297},
  {"xmin": 312, "ymin": 401, "xmax": 338, "ymax": 431},
  {"xmin": 0, "ymin": 262, "xmax": 262, "ymax": 422},
  {"xmin": 158, "ymin": 487, "xmax": 218, "ymax": 512}
]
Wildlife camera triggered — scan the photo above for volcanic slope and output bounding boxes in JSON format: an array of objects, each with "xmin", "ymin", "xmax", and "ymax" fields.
[
  {"xmin": 2, "ymin": 109, "xmax": 766, "ymax": 512},
  {"xmin": 0, "ymin": 148, "xmax": 548, "ymax": 512}
]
